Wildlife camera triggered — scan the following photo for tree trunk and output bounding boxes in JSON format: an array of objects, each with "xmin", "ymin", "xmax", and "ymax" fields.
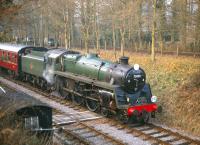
[
  {"xmin": 85, "ymin": 27, "xmax": 89, "ymax": 53},
  {"xmin": 181, "ymin": 0, "xmax": 187, "ymax": 50},
  {"xmin": 135, "ymin": 43, "xmax": 138, "ymax": 52},
  {"xmin": 39, "ymin": 11, "xmax": 45, "ymax": 47},
  {"xmin": 151, "ymin": 0, "xmax": 156, "ymax": 62},
  {"xmin": 64, "ymin": 13, "xmax": 69, "ymax": 49},
  {"xmin": 104, "ymin": 39, "xmax": 107, "ymax": 50},
  {"xmin": 112, "ymin": 23, "xmax": 116, "ymax": 59},
  {"xmin": 70, "ymin": 17, "xmax": 74, "ymax": 48},
  {"xmin": 64, "ymin": 22, "xmax": 68, "ymax": 49},
  {"xmin": 94, "ymin": 0, "xmax": 99, "ymax": 53},
  {"xmin": 159, "ymin": 31, "xmax": 163, "ymax": 56},
  {"xmin": 120, "ymin": 29, "xmax": 125, "ymax": 57},
  {"xmin": 96, "ymin": 31, "xmax": 99, "ymax": 53},
  {"xmin": 177, "ymin": 44, "xmax": 179, "ymax": 56},
  {"xmin": 68, "ymin": 27, "xmax": 71, "ymax": 49}
]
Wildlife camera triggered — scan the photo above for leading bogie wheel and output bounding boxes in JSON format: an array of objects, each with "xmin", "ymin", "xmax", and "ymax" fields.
[
  {"xmin": 101, "ymin": 107, "xmax": 110, "ymax": 117},
  {"xmin": 117, "ymin": 110, "xmax": 129, "ymax": 124},
  {"xmin": 139, "ymin": 110, "xmax": 149, "ymax": 124}
]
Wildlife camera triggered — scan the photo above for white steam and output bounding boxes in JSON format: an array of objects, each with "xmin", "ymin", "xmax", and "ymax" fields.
[{"xmin": 43, "ymin": 65, "xmax": 55, "ymax": 85}]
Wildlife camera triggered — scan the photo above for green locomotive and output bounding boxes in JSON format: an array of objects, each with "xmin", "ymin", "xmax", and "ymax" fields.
[{"xmin": 53, "ymin": 50, "xmax": 160, "ymax": 122}]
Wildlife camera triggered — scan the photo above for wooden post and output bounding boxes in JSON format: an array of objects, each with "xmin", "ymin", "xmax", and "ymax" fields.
[
  {"xmin": 104, "ymin": 39, "xmax": 107, "ymax": 51},
  {"xmin": 176, "ymin": 44, "xmax": 179, "ymax": 56},
  {"xmin": 135, "ymin": 43, "xmax": 137, "ymax": 52}
]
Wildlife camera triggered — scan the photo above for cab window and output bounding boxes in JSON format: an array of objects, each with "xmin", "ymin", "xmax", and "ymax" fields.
[
  {"xmin": 56, "ymin": 58, "xmax": 59, "ymax": 64},
  {"xmin": 12, "ymin": 54, "xmax": 16, "ymax": 62},
  {"xmin": 48, "ymin": 58, "xmax": 52, "ymax": 65}
]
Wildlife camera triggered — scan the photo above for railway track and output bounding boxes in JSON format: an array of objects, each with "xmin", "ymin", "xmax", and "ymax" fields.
[
  {"xmin": 1, "ymin": 75, "xmax": 200, "ymax": 145},
  {"xmin": 99, "ymin": 119, "xmax": 200, "ymax": 145},
  {"xmin": 54, "ymin": 121, "xmax": 126, "ymax": 145}
]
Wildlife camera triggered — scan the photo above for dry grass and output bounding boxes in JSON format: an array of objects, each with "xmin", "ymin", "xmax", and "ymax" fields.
[
  {"xmin": 76, "ymin": 49, "xmax": 200, "ymax": 137},
  {"xmin": 0, "ymin": 114, "xmax": 46, "ymax": 145}
]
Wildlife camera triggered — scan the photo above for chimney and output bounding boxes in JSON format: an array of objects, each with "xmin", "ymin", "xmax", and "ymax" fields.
[{"xmin": 119, "ymin": 56, "xmax": 129, "ymax": 65}]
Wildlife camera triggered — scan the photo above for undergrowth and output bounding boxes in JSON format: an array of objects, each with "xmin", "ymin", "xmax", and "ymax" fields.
[{"xmin": 0, "ymin": 83, "xmax": 51, "ymax": 145}]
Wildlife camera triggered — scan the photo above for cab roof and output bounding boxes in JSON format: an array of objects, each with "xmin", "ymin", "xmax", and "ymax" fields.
[{"xmin": 47, "ymin": 48, "xmax": 68, "ymax": 58}]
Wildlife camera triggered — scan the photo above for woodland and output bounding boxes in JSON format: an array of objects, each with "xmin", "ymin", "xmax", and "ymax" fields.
[{"xmin": 0, "ymin": 0, "xmax": 200, "ymax": 60}]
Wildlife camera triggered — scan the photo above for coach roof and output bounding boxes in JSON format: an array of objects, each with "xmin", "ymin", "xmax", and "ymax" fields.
[
  {"xmin": 0, "ymin": 43, "xmax": 31, "ymax": 53},
  {"xmin": 0, "ymin": 43, "xmax": 48, "ymax": 54}
]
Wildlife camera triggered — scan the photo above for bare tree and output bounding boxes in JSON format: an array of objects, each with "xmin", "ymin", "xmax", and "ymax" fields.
[
  {"xmin": 80, "ymin": 0, "xmax": 94, "ymax": 53},
  {"xmin": 151, "ymin": 0, "xmax": 156, "ymax": 61},
  {"xmin": 93, "ymin": 0, "xmax": 100, "ymax": 53}
]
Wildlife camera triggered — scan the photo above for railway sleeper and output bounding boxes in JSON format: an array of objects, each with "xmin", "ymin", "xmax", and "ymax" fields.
[
  {"xmin": 156, "ymin": 134, "xmax": 170, "ymax": 139},
  {"xmin": 166, "ymin": 137, "xmax": 181, "ymax": 143}
]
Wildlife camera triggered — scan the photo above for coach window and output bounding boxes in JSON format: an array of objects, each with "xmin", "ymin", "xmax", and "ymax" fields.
[
  {"xmin": 8, "ymin": 52, "xmax": 10, "ymax": 61},
  {"xmin": 15, "ymin": 54, "xmax": 17, "ymax": 63},
  {"xmin": 10, "ymin": 53, "xmax": 13, "ymax": 61},
  {"xmin": 10, "ymin": 54, "xmax": 12, "ymax": 62},
  {"xmin": 5, "ymin": 52, "xmax": 7, "ymax": 60},
  {"xmin": 12, "ymin": 54, "xmax": 15, "ymax": 62},
  {"xmin": 11, "ymin": 53, "xmax": 13, "ymax": 62},
  {"xmin": 2, "ymin": 51, "xmax": 4, "ymax": 59},
  {"xmin": 0, "ymin": 52, "xmax": 2, "ymax": 60},
  {"xmin": 7, "ymin": 52, "xmax": 9, "ymax": 60},
  {"xmin": 4, "ymin": 52, "xmax": 6, "ymax": 60},
  {"xmin": 15, "ymin": 55, "xmax": 17, "ymax": 63}
]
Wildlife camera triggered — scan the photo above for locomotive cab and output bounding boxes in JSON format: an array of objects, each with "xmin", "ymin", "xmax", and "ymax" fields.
[{"xmin": 43, "ymin": 49, "xmax": 67, "ymax": 84}]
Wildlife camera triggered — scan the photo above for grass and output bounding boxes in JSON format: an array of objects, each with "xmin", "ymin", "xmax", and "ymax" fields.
[{"xmin": 77, "ymin": 49, "xmax": 200, "ymax": 136}]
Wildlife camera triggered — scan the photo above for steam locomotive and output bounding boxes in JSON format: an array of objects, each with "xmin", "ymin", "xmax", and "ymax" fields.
[{"xmin": 0, "ymin": 43, "xmax": 161, "ymax": 123}]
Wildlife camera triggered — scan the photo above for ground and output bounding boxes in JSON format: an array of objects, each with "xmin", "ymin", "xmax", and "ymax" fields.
[{"xmin": 86, "ymin": 49, "xmax": 200, "ymax": 137}]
